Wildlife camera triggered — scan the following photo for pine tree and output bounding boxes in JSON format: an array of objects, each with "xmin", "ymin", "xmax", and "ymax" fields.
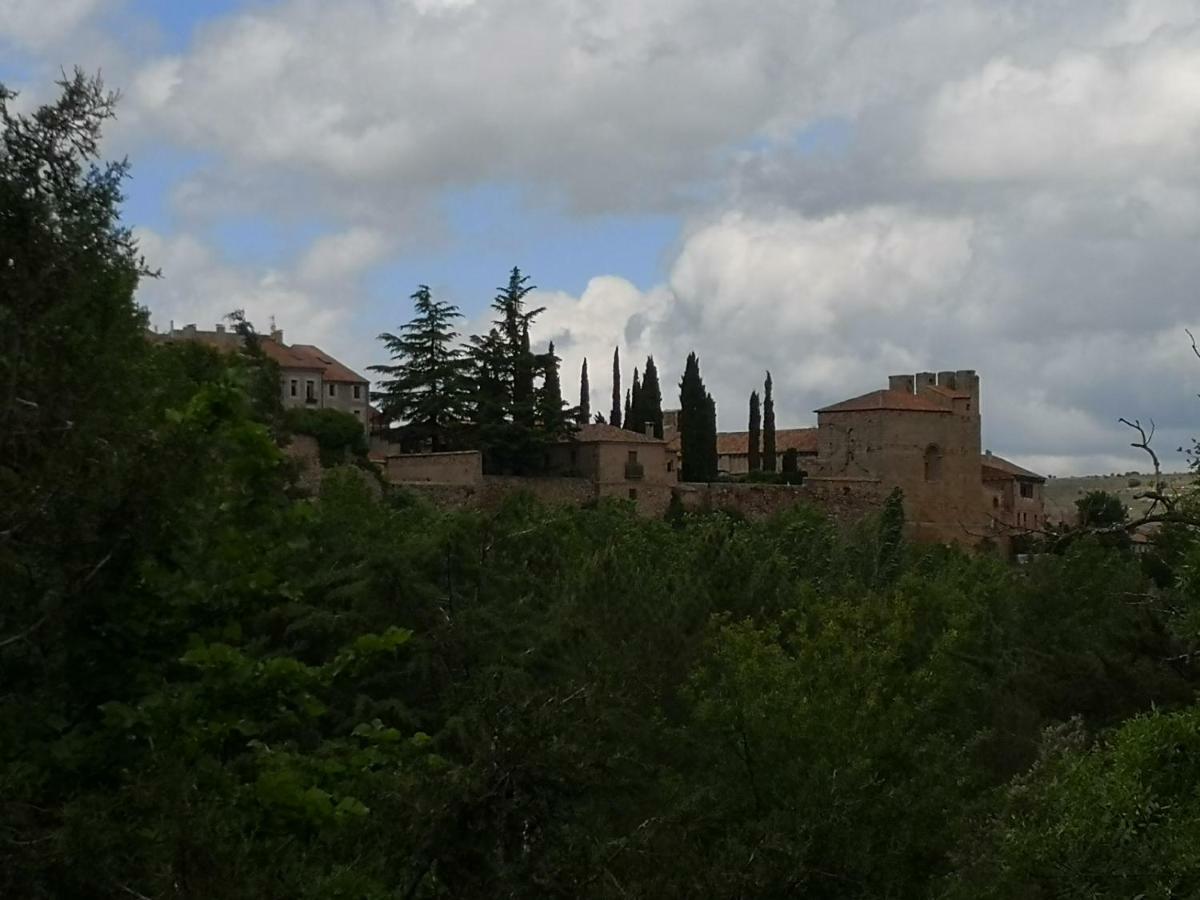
[
  {"xmin": 628, "ymin": 368, "xmax": 642, "ymax": 432},
  {"xmin": 640, "ymin": 356, "xmax": 664, "ymax": 438},
  {"xmin": 679, "ymin": 352, "xmax": 718, "ymax": 482},
  {"xmin": 369, "ymin": 285, "xmax": 469, "ymax": 451},
  {"xmin": 610, "ymin": 347, "xmax": 622, "ymax": 428},
  {"xmin": 748, "ymin": 390, "xmax": 761, "ymax": 472},
  {"xmin": 578, "ymin": 358, "xmax": 590, "ymax": 425},
  {"xmin": 763, "ymin": 371, "xmax": 777, "ymax": 473},
  {"xmin": 467, "ymin": 266, "xmax": 546, "ymax": 473}
]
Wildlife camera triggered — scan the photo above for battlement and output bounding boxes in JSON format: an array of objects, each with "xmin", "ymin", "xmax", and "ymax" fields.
[{"xmin": 887, "ymin": 368, "xmax": 979, "ymax": 416}]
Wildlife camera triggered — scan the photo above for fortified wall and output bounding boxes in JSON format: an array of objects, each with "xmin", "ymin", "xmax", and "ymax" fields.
[{"xmin": 380, "ymin": 450, "xmax": 881, "ymax": 526}]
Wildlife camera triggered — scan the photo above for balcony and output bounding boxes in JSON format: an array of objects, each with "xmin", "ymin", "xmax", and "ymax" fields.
[{"xmin": 624, "ymin": 461, "xmax": 644, "ymax": 480}]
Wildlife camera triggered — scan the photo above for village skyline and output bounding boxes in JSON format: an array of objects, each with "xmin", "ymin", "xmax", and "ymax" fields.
[{"xmin": 6, "ymin": 1, "xmax": 1200, "ymax": 474}]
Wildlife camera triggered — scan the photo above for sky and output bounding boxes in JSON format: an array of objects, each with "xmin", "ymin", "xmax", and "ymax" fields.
[{"xmin": 3, "ymin": 0, "xmax": 1200, "ymax": 475}]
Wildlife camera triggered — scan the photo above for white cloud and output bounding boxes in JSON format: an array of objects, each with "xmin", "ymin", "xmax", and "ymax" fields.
[
  {"xmin": 296, "ymin": 227, "xmax": 391, "ymax": 283},
  {"xmin": 0, "ymin": 0, "xmax": 105, "ymax": 50},
  {"xmin": 19, "ymin": 0, "xmax": 1200, "ymax": 473}
]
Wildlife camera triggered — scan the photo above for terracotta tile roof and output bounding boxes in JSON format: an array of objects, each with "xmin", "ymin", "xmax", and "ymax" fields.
[
  {"xmin": 259, "ymin": 338, "xmax": 324, "ymax": 371},
  {"xmin": 286, "ymin": 343, "xmax": 368, "ymax": 383},
  {"xmin": 716, "ymin": 427, "xmax": 818, "ymax": 455},
  {"xmin": 572, "ymin": 423, "xmax": 663, "ymax": 444},
  {"xmin": 816, "ymin": 389, "xmax": 950, "ymax": 414},
  {"xmin": 982, "ymin": 453, "xmax": 1045, "ymax": 483}
]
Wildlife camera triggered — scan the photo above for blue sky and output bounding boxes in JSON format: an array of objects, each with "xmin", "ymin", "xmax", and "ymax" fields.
[{"xmin": 5, "ymin": 0, "xmax": 1200, "ymax": 474}]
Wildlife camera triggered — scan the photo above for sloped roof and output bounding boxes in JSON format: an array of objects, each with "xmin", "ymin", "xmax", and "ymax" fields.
[
  {"xmin": 716, "ymin": 427, "xmax": 818, "ymax": 455},
  {"xmin": 816, "ymin": 389, "xmax": 951, "ymax": 414},
  {"xmin": 259, "ymin": 338, "xmax": 325, "ymax": 371},
  {"xmin": 572, "ymin": 423, "xmax": 664, "ymax": 444},
  {"xmin": 982, "ymin": 453, "xmax": 1045, "ymax": 482},
  {"xmin": 286, "ymin": 343, "xmax": 369, "ymax": 383}
]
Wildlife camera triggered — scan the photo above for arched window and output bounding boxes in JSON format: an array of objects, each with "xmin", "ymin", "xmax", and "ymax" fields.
[{"xmin": 923, "ymin": 444, "xmax": 943, "ymax": 482}]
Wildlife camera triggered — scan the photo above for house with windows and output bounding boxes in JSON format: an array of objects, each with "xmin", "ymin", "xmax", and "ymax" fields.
[
  {"xmin": 151, "ymin": 323, "xmax": 370, "ymax": 428},
  {"xmin": 982, "ymin": 451, "xmax": 1047, "ymax": 532},
  {"xmin": 545, "ymin": 423, "xmax": 676, "ymax": 512}
]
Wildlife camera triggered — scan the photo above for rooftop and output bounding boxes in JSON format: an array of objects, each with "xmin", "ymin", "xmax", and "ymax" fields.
[
  {"xmin": 982, "ymin": 453, "xmax": 1045, "ymax": 483},
  {"xmin": 816, "ymin": 389, "xmax": 952, "ymax": 414},
  {"xmin": 716, "ymin": 427, "xmax": 818, "ymax": 455},
  {"xmin": 572, "ymin": 423, "xmax": 664, "ymax": 444}
]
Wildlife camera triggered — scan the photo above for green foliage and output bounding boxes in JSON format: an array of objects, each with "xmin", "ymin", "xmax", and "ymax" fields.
[
  {"xmin": 610, "ymin": 346, "xmax": 621, "ymax": 429},
  {"xmin": 284, "ymin": 407, "xmax": 368, "ymax": 466},
  {"xmin": 1076, "ymin": 489, "xmax": 1128, "ymax": 527},
  {"xmin": 10, "ymin": 71, "xmax": 1200, "ymax": 900},
  {"xmin": 748, "ymin": 389, "xmax": 761, "ymax": 472},
  {"xmin": 369, "ymin": 284, "xmax": 470, "ymax": 451},
  {"xmin": 762, "ymin": 370, "xmax": 777, "ymax": 472},
  {"xmin": 679, "ymin": 351, "xmax": 718, "ymax": 482},
  {"xmin": 577, "ymin": 357, "xmax": 590, "ymax": 425}
]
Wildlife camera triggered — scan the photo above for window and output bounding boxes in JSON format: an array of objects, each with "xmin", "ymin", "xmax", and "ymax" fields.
[
  {"xmin": 992, "ymin": 496, "xmax": 999, "ymax": 508},
  {"xmin": 1019, "ymin": 482, "xmax": 1034, "ymax": 499},
  {"xmin": 305, "ymin": 380, "xmax": 316, "ymax": 402},
  {"xmin": 923, "ymin": 444, "xmax": 943, "ymax": 482},
  {"xmin": 666, "ymin": 459, "xmax": 674, "ymax": 472},
  {"xmin": 627, "ymin": 450, "xmax": 638, "ymax": 464},
  {"xmin": 628, "ymin": 488, "xmax": 637, "ymax": 500},
  {"xmin": 290, "ymin": 379, "xmax": 297, "ymax": 397},
  {"xmin": 353, "ymin": 384, "xmax": 362, "ymax": 400},
  {"xmin": 328, "ymin": 383, "xmax": 336, "ymax": 398}
]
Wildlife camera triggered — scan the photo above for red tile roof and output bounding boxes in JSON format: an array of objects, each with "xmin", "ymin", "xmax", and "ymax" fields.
[
  {"xmin": 259, "ymin": 338, "xmax": 325, "ymax": 371},
  {"xmin": 716, "ymin": 427, "xmax": 818, "ymax": 455},
  {"xmin": 982, "ymin": 453, "xmax": 1045, "ymax": 482},
  {"xmin": 816, "ymin": 389, "xmax": 951, "ymax": 414},
  {"xmin": 572, "ymin": 423, "xmax": 664, "ymax": 444},
  {"xmin": 286, "ymin": 343, "xmax": 369, "ymax": 383}
]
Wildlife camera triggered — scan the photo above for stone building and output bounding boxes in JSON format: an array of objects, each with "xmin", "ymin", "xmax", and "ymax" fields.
[
  {"xmin": 809, "ymin": 369, "xmax": 1044, "ymax": 544},
  {"xmin": 982, "ymin": 451, "xmax": 1047, "ymax": 533},
  {"xmin": 545, "ymin": 423, "xmax": 676, "ymax": 513},
  {"xmin": 152, "ymin": 323, "xmax": 371, "ymax": 427},
  {"xmin": 715, "ymin": 427, "xmax": 819, "ymax": 475}
]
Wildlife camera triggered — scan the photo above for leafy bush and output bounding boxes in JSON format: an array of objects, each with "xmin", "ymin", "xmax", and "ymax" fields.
[{"xmin": 284, "ymin": 407, "xmax": 368, "ymax": 466}]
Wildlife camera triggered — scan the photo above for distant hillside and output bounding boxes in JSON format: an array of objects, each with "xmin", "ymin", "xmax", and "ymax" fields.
[{"xmin": 1043, "ymin": 472, "xmax": 1195, "ymax": 524}]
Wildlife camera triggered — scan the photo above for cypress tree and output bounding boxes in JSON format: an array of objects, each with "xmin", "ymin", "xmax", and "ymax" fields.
[
  {"xmin": 610, "ymin": 347, "xmax": 622, "ymax": 428},
  {"xmin": 623, "ymin": 388, "xmax": 632, "ymax": 432},
  {"xmin": 703, "ymin": 392, "xmax": 719, "ymax": 481},
  {"xmin": 763, "ymin": 371, "xmax": 777, "ymax": 472},
  {"xmin": 537, "ymin": 340, "xmax": 572, "ymax": 441},
  {"xmin": 641, "ymin": 355, "xmax": 664, "ymax": 438},
  {"xmin": 679, "ymin": 352, "xmax": 717, "ymax": 482},
  {"xmin": 628, "ymin": 367, "xmax": 642, "ymax": 432},
  {"xmin": 578, "ymin": 358, "xmax": 590, "ymax": 425},
  {"xmin": 748, "ymin": 390, "xmax": 761, "ymax": 472}
]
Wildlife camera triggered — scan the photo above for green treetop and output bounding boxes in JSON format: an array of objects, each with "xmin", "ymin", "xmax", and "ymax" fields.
[{"xmin": 369, "ymin": 285, "xmax": 469, "ymax": 451}]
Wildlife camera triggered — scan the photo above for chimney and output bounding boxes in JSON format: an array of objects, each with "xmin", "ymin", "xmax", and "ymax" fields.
[
  {"xmin": 888, "ymin": 374, "xmax": 915, "ymax": 394},
  {"xmin": 215, "ymin": 323, "xmax": 225, "ymax": 334},
  {"xmin": 985, "ymin": 449, "xmax": 992, "ymax": 458},
  {"xmin": 915, "ymin": 371, "xmax": 936, "ymax": 392},
  {"xmin": 644, "ymin": 422, "xmax": 654, "ymax": 438},
  {"xmin": 270, "ymin": 328, "xmax": 283, "ymax": 344}
]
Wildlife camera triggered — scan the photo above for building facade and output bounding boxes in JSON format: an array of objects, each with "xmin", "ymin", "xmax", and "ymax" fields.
[{"xmin": 152, "ymin": 323, "xmax": 371, "ymax": 427}]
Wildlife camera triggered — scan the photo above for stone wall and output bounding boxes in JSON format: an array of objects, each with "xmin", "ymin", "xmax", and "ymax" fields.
[
  {"xmin": 384, "ymin": 450, "xmax": 482, "ymax": 485},
  {"xmin": 673, "ymin": 478, "xmax": 884, "ymax": 525},
  {"xmin": 397, "ymin": 475, "xmax": 596, "ymax": 511}
]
